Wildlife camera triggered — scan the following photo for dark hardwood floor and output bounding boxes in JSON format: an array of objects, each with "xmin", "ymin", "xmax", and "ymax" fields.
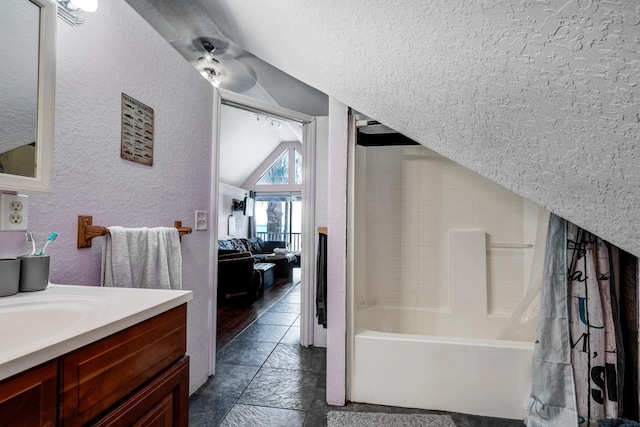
[{"xmin": 216, "ymin": 268, "xmax": 301, "ymax": 352}]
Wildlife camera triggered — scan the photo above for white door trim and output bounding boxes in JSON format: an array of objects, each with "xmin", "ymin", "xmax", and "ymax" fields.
[
  {"xmin": 209, "ymin": 89, "xmax": 317, "ymax": 375},
  {"xmin": 300, "ymin": 118, "xmax": 317, "ymax": 347},
  {"xmin": 208, "ymin": 89, "xmax": 222, "ymax": 375}
]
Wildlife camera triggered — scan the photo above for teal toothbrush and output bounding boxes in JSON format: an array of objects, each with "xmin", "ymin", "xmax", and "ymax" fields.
[{"xmin": 38, "ymin": 232, "xmax": 58, "ymax": 256}]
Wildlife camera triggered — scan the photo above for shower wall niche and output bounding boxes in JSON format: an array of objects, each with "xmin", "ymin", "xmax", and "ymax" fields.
[{"xmin": 354, "ymin": 144, "xmax": 546, "ymax": 316}]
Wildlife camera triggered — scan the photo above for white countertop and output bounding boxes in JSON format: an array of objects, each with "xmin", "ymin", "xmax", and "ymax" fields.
[{"xmin": 0, "ymin": 284, "xmax": 192, "ymax": 381}]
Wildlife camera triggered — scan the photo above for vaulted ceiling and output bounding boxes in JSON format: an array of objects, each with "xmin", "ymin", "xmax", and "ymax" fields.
[
  {"xmin": 219, "ymin": 105, "xmax": 301, "ymax": 187},
  {"xmin": 124, "ymin": 0, "xmax": 640, "ymax": 257},
  {"xmin": 124, "ymin": 0, "xmax": 327, "ymax": 188}
]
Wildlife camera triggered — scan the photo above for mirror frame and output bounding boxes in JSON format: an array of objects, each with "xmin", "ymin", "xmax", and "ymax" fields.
[{"xmin": 0, "ymin": 0, "xmax": 56, "ymax": 193}]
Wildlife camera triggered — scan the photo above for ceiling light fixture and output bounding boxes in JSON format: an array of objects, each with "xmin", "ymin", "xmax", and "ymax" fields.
[
  {"xmin": 195, "ymin": 41, "xmax": 226, "ymax": 87},
  {"xmin": 56, "ymin": 0, "xmax": 98, "ymax": 26},
  {"xmin": 255, "ymin": 114, "xmax": 282, "ymax": 129}
]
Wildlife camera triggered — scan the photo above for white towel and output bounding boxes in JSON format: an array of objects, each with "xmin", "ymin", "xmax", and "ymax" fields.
[{"xmin": 101, "ymin": 226, "xmax": 182, "ymax": 290}]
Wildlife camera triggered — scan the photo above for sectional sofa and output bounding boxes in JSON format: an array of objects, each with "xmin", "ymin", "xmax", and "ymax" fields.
[{"xmin": 217, "ymin": 237, "xmax": 289, "ymax": 305}]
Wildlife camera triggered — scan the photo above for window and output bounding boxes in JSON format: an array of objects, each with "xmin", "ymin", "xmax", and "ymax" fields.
[
  {"xmin": 242, "ymin": 142, "xmax": 302, "ymax": 192},
  {"xmin": 257, "ymin": 151, "xmax": 289, "ymax": 185},
  {"xmin": 254, "ymin": 194, "xmax": 302, "ymax": 251},
  {"xmin": 243, "ymin": 142, "xmax": 304, "ymax": 250},
  {"xmin": 294, "ymin": 149, "xmax": 302, "ymax": 185}
]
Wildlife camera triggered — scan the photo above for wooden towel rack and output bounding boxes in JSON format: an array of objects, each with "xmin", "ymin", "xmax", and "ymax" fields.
[{"xmin": 77, "ymin": 215, "xmax": 192, "ymax": 249}]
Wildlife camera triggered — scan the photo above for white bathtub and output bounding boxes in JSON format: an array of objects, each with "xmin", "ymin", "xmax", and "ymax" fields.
[{"xmin": 350, "ymin": 305, "xmax": 534, "ymax": 420}]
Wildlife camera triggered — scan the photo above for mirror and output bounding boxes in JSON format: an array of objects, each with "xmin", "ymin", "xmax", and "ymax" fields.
[{"xmin": 0, "ymin": 0, "xmax": 55, "ymax": 193}]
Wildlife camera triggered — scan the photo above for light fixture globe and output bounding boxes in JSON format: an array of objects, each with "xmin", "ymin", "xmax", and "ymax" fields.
[
  {"xmin": 195, "ymin": 56, "xmax": 225, "ymax": 87},
  {"xmin": 56, "ymin": 0, "xmax": 98, "ymax": 25},
  {"xmin": 68, "ymin": 0, "xmax": 98, "ymax": 12},
  {"xmin": 200, "ymin": 68, "xmax": 224, "ymax": 87}
]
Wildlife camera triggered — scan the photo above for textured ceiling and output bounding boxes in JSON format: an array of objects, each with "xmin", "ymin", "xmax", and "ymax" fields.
[
  {"xmin": 122, "ymin": 0, "xmax": 640, "ymax": 257},
  {"xmin": 128, "ymin": 0, "xmax": 640, "ymax": 258}
]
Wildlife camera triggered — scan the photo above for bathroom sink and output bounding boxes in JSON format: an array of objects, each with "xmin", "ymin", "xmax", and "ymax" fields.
[
  {"xmin": 0, "ymin": 284, "xmax": 192, "ymax": 382},
  {"xmin": 0, "ymin": 295, "xmax": 108, "ymax": 353}
]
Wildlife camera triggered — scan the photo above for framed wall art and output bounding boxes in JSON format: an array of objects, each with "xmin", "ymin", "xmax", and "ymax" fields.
[{"xmin": 121, "ymin": 93, "xmax": 153, "ymax": 166}]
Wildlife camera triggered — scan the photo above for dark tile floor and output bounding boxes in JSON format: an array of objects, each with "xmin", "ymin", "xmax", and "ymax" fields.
[{"xmin": 189, "ymin": 283, "xmax": 525, "ymax": 426}]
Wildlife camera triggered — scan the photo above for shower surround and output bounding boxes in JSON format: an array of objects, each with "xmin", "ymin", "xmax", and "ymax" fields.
[{"xmin": 350, "ymin": 144, "xmax": 548, "ymax": 419}]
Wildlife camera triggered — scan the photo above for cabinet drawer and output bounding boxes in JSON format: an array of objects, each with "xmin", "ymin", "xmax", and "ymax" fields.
[
  {"xmin": 0, "ymin": 361, "xmax": 57, "ymax": 427},
  {"xmin": 92, "ymin": 356, "xmax": 189, "ymax": 427},
  {"xmin": 60, "ymin": 305, "xmax": 186, "ymax": 426}
]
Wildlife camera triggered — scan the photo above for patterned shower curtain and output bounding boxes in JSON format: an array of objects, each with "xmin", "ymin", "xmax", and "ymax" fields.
[
  {"xmin": 526, "ymin": 214, "xmax": 639, "ymax": 426},
  {"xmin": 567, "ymin": 224, "xmax": 623, "ymax": 425}
]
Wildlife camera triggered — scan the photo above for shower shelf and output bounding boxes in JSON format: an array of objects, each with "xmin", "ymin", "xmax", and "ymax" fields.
[{"xmin": 487, "ymin": 243, "xmax": 534, "ymax": 249}]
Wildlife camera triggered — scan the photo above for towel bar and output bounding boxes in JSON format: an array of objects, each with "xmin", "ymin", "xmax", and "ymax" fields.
[{"xmin": 77, "ymin": 215, "xmax": 192, "ymax": 248}]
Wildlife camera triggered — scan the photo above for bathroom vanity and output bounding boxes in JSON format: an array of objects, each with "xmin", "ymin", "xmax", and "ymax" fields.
[{"xmin": 0, "ymin": 284, "xmax": 192, "ymax": 426}]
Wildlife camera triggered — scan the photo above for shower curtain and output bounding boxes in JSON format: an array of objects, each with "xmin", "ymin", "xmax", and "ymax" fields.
[{"xmin": 525, "ymin": 214, "xmax": 639, "ymax": 426}]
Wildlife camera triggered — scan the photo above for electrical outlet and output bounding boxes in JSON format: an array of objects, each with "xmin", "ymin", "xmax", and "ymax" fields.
[
  {"xmin": 1, "ymin": 194, "xmax": 29, "ymax": 231},
  {"xmin": 195, "ymin": 210, "xmax": 207, "ymax": 231}
]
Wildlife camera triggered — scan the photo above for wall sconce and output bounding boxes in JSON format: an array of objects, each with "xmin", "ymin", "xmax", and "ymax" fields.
[
  {"xmin": 232, "ymin": 199, "xmax": 244, "ymax": 212},
  {"xmin": 56, "ymin": 0, "xmax": 98, "ymax": 26}
]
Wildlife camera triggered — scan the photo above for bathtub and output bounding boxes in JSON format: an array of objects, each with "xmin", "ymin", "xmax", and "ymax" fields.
[
  {"xmin": 350, "ymin": 305, "xmax": 534, "ymax": 420},
  {"xmin": 349, "ymin": 147, "xmax": 548, "ymax": 419}
]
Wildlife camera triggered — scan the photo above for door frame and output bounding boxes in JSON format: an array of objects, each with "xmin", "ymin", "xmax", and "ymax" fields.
[{"xmin": 209, "ymin": 88, "xmax": 317, "ymax": 375}]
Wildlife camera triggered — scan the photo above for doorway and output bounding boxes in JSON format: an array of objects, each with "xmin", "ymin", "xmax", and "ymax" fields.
[{"xmin": 209, "ymin": 89, "xmax": 317, "ymax": 375}]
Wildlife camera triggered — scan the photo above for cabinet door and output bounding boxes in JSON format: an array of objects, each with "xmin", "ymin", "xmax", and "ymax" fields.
[
  {"xmin": 91, "ymin": 356, "xmax": 189, "ymax": 427},
  {"xmin": 60, "ymin": 305, "xmax": 187, "ymax": 426},
  {"xmin": 0, "ymin": 361, "xmax": 57, "ymax": 427}
]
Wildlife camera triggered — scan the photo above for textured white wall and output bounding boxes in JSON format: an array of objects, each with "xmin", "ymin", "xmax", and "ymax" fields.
[
  {"xmin": 314, "ymin": 117, "xmax": 330, "ymax": 229},
  {"xmin": 313, "ymin": 116, "xmax": 329, "ymax": 347},
  {"xmin": 326, "ymin": 98, "xmax": 348, "ymax": 405},
  {"xmin": 0, "ymin": 0, "xmax": 214, "ymax": 394},
  {"xmin": 209, "ymin": 0, "xmax": 640, "ymax": 257}
]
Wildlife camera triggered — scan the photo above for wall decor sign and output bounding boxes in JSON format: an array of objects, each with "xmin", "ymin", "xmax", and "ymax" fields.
[{"xmin": 121, "ymin": 93, "xmax": 153, "ymax": 166}]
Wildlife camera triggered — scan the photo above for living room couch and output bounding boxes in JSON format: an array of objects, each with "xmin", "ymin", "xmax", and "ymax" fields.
[
  {"xmin": 218, "ymin": 237, "xmax": 287, "ymax": 262},
  {"xmin": 217, "ymin": 251, "xmax": 261, "ymax": 305},
  {"xmin": 218, "ymin": 237, "xmax": 298, "ymax": 280}
]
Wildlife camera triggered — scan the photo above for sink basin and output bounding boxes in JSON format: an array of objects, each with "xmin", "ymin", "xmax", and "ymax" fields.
[{"xmin": 0, "ymin": 295, "xmax": 108, "ymax": 356}]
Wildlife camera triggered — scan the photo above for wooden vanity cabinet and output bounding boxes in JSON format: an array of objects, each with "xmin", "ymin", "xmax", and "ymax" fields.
[
  {"xmin": 0, "ymin": 361, "xmax": 57, "ymax": 426},
  {"xmin": 0, "ymin": 303, "xmax": 188, "ymax": 427},
  {"xmin": 92, "ymin": 356, "xmax": 189, "ymax": 426},
  {"xmin": 60, "ymin": 304, "xmax": 188, "ymax": 426}
]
